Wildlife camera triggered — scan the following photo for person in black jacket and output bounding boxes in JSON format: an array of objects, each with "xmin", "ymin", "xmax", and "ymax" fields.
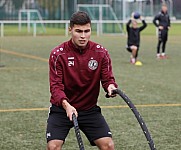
[
  {"xmin": 153, "ymin": 3, "xmax": 171, "ymax": 59},
  {"xmin": 126, "ymin": 14, "xmax": 147, "ymax": 64}
]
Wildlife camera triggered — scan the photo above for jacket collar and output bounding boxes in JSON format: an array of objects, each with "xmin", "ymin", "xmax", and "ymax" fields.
[
  {"xmin": 68, "ymin": 39, "xmax": 90, "ymax": 54},
  {"xmin": 161, "ymin": 10, "xmax": 167, "ymax": 15}
]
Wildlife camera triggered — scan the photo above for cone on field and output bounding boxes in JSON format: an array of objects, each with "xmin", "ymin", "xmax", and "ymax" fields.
[{"xmin": 135, "ymin": 61, "xmax": 142, "ymax": 66}]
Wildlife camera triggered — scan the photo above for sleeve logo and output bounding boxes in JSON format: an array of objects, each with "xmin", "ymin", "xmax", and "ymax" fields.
[{"xmin": 88, "ymin": 59, "xmax": 98, "ymax": 70}]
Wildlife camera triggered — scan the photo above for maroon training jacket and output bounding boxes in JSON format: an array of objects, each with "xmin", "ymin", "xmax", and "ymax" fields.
[{"xmin": 49, "ymin": 39, "xmax": 117, "ymax": 111}]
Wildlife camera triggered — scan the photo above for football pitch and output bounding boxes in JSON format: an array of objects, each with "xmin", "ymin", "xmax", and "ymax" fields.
[{"xmin": 0, "ymin": 34, "xmax": 181, "ymax": 150}]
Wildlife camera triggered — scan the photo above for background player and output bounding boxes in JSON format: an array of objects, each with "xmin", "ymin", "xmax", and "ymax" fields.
[
  {"xmin": 126, "ymin": 12, "xmax": 147, "ymax": 64},
  {"xmin": 153, "ymin": 3, "xmax": 171, "ymax": 59}
]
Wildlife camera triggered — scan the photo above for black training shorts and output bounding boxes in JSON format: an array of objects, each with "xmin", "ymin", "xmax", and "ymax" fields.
[{"xmin": 46, "ymin": 104, "xmax": 112, "ymax": 146}]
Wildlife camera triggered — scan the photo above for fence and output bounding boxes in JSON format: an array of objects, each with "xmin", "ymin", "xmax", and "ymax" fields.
[
  {"xmin": 1, "ymin": 19, "xmax": 181, "ymax": 37},
  {"xmin": 0, "ymin": 20, "xmax": 125, "ymax": 37}
]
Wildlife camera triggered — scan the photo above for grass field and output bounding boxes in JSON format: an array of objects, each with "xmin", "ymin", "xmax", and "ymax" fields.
[{"xmin": 0, "ymin": 34, "xmax": 181, "ymax": 150}]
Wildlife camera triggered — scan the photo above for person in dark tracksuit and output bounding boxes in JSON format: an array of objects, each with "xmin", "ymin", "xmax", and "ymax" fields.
[
  {"xmin": 153, "ymin": 3, "xmax": 171, "ymax": 59},
  {"xmin": 126, "ymin": 15, "xmax": 147, "ymax": 64}
]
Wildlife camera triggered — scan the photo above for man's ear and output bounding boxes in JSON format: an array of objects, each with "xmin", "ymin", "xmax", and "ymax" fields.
[{"xmin": 69, "ymin": 27, "xmax": 72, "ymax": 33}]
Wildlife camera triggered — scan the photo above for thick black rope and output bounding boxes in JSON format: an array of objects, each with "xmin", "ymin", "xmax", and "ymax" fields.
[
  {"xmin": 72, "ymin": 113, "xmax": 85, "ymax": 150},
  {"xmin": 106, "ymin": 89, "xmax": 156, "ymax": 150}
]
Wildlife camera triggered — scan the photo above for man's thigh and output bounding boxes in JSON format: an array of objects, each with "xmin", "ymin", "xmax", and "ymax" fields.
[
  {"xmin": 46, "ymin": 105, "xmax": 73, "ymax": 143},
  {"xmin": 78, "ymin": 106, "xmax": 112, "ymax": 146},
  {"xmin": 159, "ymin": 30, "xmax": 168, "ymax": 41}
]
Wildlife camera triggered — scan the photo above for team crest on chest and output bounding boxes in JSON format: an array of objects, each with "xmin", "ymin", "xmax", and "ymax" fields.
[{"xmin": 88, "ymin": 59, "xmax": 98, "ymax": 70}]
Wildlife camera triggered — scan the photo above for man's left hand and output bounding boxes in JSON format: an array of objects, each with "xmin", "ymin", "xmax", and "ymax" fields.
[{"xmin": 107, "ymin": 84, "xmax": 117, "ymax": 98}]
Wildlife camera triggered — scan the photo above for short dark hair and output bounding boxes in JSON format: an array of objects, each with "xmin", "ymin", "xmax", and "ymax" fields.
[{"xmin": 70, "ymin": 11, "xmax": 91, "ymax": 28}]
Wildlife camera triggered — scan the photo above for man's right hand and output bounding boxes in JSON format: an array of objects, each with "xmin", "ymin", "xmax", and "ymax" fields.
[
  {"xmin": 62, "ymin": 100, "xmax": 78, "ymax": 121},
  {"xmin": 158, "ymin": 26, "xmax": 164, "ymax": 30}
]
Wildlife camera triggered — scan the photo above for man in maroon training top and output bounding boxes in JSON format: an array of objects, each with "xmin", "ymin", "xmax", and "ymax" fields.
[{"xmin": 46, "ymin": 11, "xmax": 118, "ymax": 150}]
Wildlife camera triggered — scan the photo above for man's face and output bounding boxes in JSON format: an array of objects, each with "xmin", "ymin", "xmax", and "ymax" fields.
[
  {"xmin": 69, "ymin": 23, "xmax": 91, "ymax": 49},
  {"xmin": 162, "ymin": 5, "xmax": 167, "ymax": 13},
  {"xmin": 132, "ymin": 20, "xmax": 137, "ymax": 28}
]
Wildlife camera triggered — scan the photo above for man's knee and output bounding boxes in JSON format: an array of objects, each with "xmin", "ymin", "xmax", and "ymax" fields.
[
  {"xmin": 104, "ymin": 140, "xmax": 114, "ymax": 150},
  {"xmin": 46, "ymin": 140, "xmax": 63, "ymax": 150},
  {"xmin": 95, "ymin": 137, "xmax": 115, "ymax": 150},
  {"xmin": 131, "ymin": 45, "xmax": 138, "ymax": 51}
]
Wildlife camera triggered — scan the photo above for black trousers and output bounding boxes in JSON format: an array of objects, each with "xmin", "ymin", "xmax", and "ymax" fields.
[{"xmin": 157, "ymin": 29, "xmax": 168, "ymax": 54}]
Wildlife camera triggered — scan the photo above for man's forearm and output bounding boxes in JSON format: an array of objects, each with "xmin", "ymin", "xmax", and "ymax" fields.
[
  {"xmin": 62, "ymin": 99, "xmax": 71, "ymax": 110},
  {"xmin": 62, "ymin": 99, "xmax": 78, "ymax": 121}
]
